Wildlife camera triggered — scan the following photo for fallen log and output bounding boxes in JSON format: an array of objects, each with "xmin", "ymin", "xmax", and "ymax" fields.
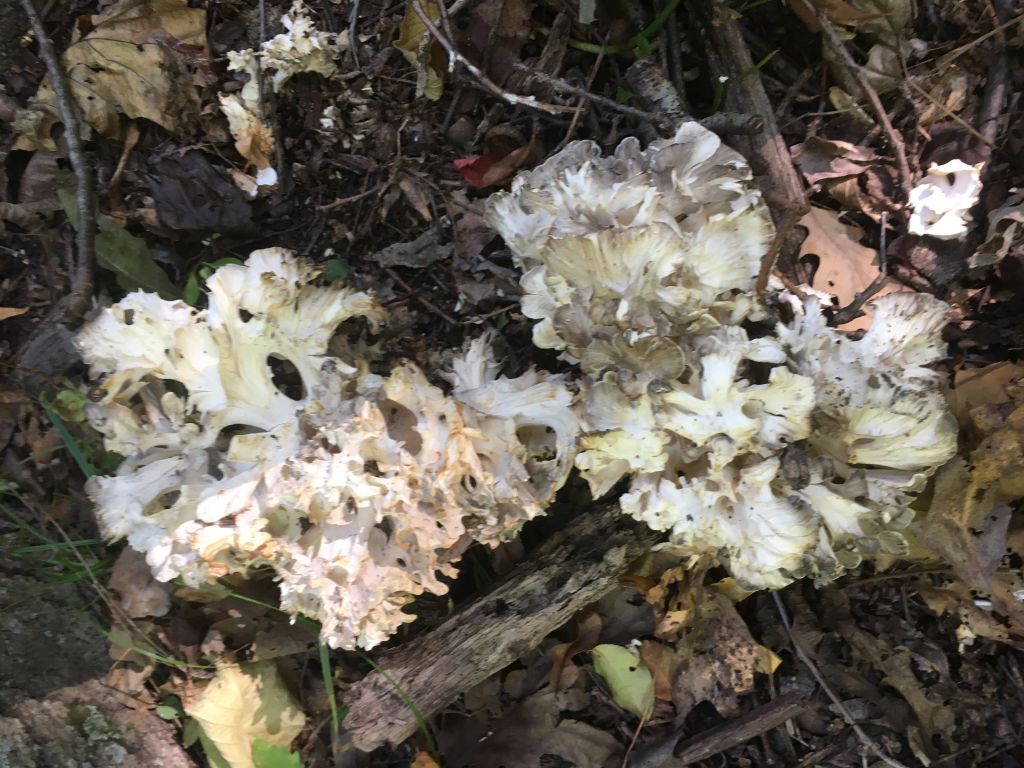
[{"xmin": 342, "ymin": 501, "xmax": 661, "ymax": 751}]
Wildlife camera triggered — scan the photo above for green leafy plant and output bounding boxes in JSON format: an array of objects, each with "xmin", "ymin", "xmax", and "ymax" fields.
[
  {"xmin": 183, "ymin": 257, "xmax": 245, "ymax": 305},
  {"xmin": 252, "ymin": 740, "xmax": 304, "ymax": 768}
]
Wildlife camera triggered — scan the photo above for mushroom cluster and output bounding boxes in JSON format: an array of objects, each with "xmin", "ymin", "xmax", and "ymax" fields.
[
  {"xmin": 487, "ymin": 122, "xmax": 958, "ymax": 589},
  {"xmin": 78, "ymin": 250, "xmax": 576, "ymax": 649},
  {"xmin": 80, "ymin": 123, "xmax": 959, "ymax": 648}
]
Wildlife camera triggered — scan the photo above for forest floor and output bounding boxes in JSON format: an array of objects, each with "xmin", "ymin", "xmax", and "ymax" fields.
[{"xmin": 2, "ymin": 0, "xmax": 1024, "ymax": 766}]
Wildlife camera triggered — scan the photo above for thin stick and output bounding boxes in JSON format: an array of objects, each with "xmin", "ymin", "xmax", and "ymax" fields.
[
  {"xmin": 18, "ymin": 0, "xmax": 94, "ymax": 319},
  {"xmin": 772, "ymin": 592, "xmax": 913, "ymax": 768},
  {"xmin": 409, "ymin": 0, "xmax": 577, "ymax": 116},
  {"xmin": 830, "ymin": 211, "xmax": 890, "ymax": 326},
  {"xmin": 383, "ymin": 266, "xmax": 458, "ymax": 326},
  {"xmin": 316, "ymin": 184, "xmax": 383, "ymax": 212},
  {"xmin": 798, "ymin": 0, "xmax": 913, "ymax": 201},
  {"xmin": 555, "ymin": 38, "xmax": 607, "ymax": 152},
  {"xmin": 756, "ymin": 209, "xmax": 801, "ymax": 296},
  {"xmin": 511, "ymin": 61, "xmax": 668, "ymax": 128}
]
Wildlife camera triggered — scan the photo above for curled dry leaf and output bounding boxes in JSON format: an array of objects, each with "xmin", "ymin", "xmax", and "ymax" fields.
[
  {"xmin": 972, "ymin": 191, "xmax": 1024, "ymax": 268},
  {"xmin": 549, "ymin": 609, "xmax": 602, "ymax": 689}
]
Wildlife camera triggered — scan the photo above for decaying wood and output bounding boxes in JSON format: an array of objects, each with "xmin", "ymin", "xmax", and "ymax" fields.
[
  {"xmin": 700, "ymin": 0, "xmax": 808, "ymax": 274},
  {"xmin": 666, "ymin": 692, "xmax": 808, "ymax": 767},
  {"xmin": 342, "ymin": 501, "xmax": 661, "ymax": 751}
]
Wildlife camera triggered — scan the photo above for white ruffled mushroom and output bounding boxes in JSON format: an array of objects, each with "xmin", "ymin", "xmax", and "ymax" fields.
[
  {"xmin": 907, "ymin": 159, "xmax": 983, "ymax": 239},
  {"xmin": 79, "ymin": 252, "xmax": 580, "ymax": 649},
  {"xmin": 487, "ymin": 121, "xmax": 959, "ymax": 590}
]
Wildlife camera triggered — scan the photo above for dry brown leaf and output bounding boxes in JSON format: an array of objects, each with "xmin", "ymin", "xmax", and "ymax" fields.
[
  {"xmin": 464, "ymin": 0, "xmax": 532, "ymax": 83},
  {"xmin": 917, "ymin": 582, "xmax": 1024, "ymax": 651},
  {"xmin": 549, "ymin": 609, "xmax": 602, "ymax": 689},
  {"xmin": 410, "ymin": 752, "xmax": 441, "ymax": 768},
  {"xmin": 840, "ymin": 620, "xmax": 956, "ymax": 755},
  {"xmin": 787, "ymin": 0, "xmax": 886, "ymax": 31},
  {"xmin": 673, "ymin": 591, "xmax": 779, "ymax": 720},
  {"xmin": 638, "ymin": 640, "xmax": 681, "ymax": 701},
  {"xmin": 0, "ymin": 307, "xmax": 29, "ymax": 321},
  {"xmin": 798, "ymin": 206, "xmax": 903, "ymax": 329},
  {"xmin": 108, "ymin": 547, "xmax": 173, "ymax": 618},
  {"xmin": 914, "ymin": 395, "xmax": 1024, "ymax": 632},
  {"xmin": 16, "ymin": 0, "xmax": 204, "ymax": 150},
  {"xmin": 438, "ymin": 689, "xmax": 619, "ymax": 767},
  {"xmin": 398, "ymin": 175, "xmax": 433, "ymax": 222},
  {"xmin": 951, "ymin": 362, "xmax": 1024, "ymax": 435},
  {"xmin": 792, "ymin": 137, "xmax": 877, "ymax": 185}
]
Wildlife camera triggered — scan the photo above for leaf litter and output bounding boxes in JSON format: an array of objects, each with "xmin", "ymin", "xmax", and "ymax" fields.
[{"xmin": 3, "ymin": 0, "xmax": 1024, "ymax": 765}]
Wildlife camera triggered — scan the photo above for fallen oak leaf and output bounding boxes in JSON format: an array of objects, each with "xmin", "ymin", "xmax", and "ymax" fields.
[{"xmin": 798, "ymin": 206, "xmax": 902, "ymax": 329}]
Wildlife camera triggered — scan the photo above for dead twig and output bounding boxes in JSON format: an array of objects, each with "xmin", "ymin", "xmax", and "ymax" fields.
[
  {"xmin": 17, "ymin": 0, "xmax": 94, "ymax": 322},
  {"xmin": 700, "ymin": 0, "xmax": 808, "ymax": 274},
  {"xmin": 675, "ymin": 692, "xmax": 808, "ymax": 767},
  {"xmin": 511, "ymin": 61, "xmax": 668, "ymax": 128},
  {"xmin": 772, "ymin": 592, "xmax": 914, "ymax": 768},
  {"xmin": 383, "ymin": 266, "xmax": 458, "ymax": 326},
  {"xmin": 797, "ymin": 0, "xmax": 913, "ymax": 201},
  {"xmin": 829, "ymin": 212, "xmax": 890, "ymax": 326},
  {"xmin": 410, "ymin": 0, "xmax": 578, "ymax": 116},
  {"xmin": 316, "ymin": 184, "xmax": 383, "ymax": 212}
]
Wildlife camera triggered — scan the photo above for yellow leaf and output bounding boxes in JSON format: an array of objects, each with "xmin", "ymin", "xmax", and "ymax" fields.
[
  {"xmin": 592, "ymin": 644, "xmax": 654, "ymax": 719},
  {"xmin": 411, "ymin": 752, "xmax": 441, "ymax": 768},
  {"xmin": 394, "ymin": 0, "xmax": 446, "ymax": 101},
  {"xmin": 185, "ymin": 661, "xmax": 306, "ymax": 768},
  {"xmin": 0, "ymin": 307, "xmax": 29, "ymax": 321}
]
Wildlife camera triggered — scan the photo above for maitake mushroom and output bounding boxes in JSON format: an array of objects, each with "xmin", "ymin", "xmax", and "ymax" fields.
[
  {"xmin": 78, "ymin": 250, "xmax": 577, "ymax": 649},
  {"xmin": 486, "ymin": 122, "xmax": 957, "ymax": 589}
]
